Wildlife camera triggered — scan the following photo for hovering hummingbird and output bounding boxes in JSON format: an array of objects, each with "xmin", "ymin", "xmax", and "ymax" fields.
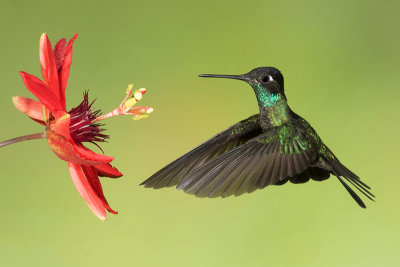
[{"xmin": 141, "ymin": 67, "xmax": 374, "ymax": 208}]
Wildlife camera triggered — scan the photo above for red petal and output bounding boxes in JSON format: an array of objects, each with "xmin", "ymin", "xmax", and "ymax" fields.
[
  {"xmin": 58, "ymin": 33, "xmax": 78, "ymax": 110},
  {"xmin": 12, "ymin": 96, "xmax": 48, "ymax": 126},
  {"xmin": 68, "ymin": 162, "xmax": 107, "ymax": 220},
  {"xmin": 94, "ymin": 163, "xmax": 123, "ymax": 178},
  {"xmin": 20, "ymin": 71, "xmax": 62, "ymax": 112},
  {"xmin": 47, "ymin": 129, "xmax": 114, "ymax": 165},
  {"xmin": 53, "ymin": 112, "xmax": 72, "ymax": 139},
  {"xmin": 81, "ymin": 165, "xmax": 118, "ymax": 214},
  {"xmin": 54, "ymin": 38, "xmax": 67, "ymax": 71},
  {"xmin": 47, "ymin": 113, "xmax": 113, "ymax": 165},
  {"xmin": 39, "ymin": 33, "xmax": 61, "ymax": 106},
  {"xmin": 74, "ymin": 145, "xmax": 114, "ymax": 164}
]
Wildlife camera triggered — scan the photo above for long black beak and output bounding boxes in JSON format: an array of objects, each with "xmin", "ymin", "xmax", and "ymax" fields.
[{"xmin": 199, "ymin": 74, "xmax": 249, "ymax": 81}]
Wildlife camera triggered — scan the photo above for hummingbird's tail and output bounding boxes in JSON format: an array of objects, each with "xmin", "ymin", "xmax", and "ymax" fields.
[{"xmin": 324, "ymin": 157, "xmax": 375, "ymax": 208}]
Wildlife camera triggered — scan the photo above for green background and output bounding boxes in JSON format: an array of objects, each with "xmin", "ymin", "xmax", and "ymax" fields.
[{"xmin": 0, "ymin": 0, "xmax": 398, "ymax": 266}]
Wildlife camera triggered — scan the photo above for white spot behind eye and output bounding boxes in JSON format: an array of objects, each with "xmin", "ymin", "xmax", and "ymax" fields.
[{"xmin": 269, "ymin": 75, "xmax": 273, "ymax": 81}]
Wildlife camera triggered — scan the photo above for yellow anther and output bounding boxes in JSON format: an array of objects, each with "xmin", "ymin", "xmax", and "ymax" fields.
[
  {"xmin": 146, "ymin": 107, "xmax": 154, "ymax": 113},
  {"xmin": 125, "ymin": 84, "xmax": 134, "ymax": 94},
  {"xmin": 133, "ymin": 115, "xmax": 148, "ymax": 120},
  {"xmin": 133, "ymin": 90, "xmax": 143, "ymax": 101},
  {"xmin": 124, "ymin": 98, "xmax": 137, "ymax": 108}
]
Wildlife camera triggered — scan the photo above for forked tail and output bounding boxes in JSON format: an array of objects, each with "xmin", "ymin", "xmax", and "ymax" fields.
[{"xmin": 325, "ymin": 157, "xmax": 375, "ymax": 208}]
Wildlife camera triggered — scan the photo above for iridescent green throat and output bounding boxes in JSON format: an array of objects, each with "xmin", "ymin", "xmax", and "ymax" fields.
[
  {"xmin": 252, "ymin": 83, "xmax": 282, "ymax": 108},
  {"xmin": 252, "ymin": 83, "xmax": 289, "ymax": 127}
]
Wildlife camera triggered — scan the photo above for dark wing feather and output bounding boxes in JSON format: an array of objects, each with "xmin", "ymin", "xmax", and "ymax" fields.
[
  {"xmin": 140, "ymin": 114, "xmax": 262, "ymax": 188},
  {"xmin": 177, "ymin": 124, "xmax": 319, "ymax": 198}
]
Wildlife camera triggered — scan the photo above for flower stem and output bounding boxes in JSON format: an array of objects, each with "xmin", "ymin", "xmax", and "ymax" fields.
[{"xmin": 0, "ymin": 132, "xmax": 47, "ymax": 148}]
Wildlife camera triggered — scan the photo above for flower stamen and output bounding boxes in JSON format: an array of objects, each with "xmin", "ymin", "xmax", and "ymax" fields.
[{"xmin": 93, "ymin": 84, "xmax": 153, "ymax": 123}]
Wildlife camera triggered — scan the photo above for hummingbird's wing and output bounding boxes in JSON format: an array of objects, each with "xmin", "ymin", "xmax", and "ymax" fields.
[
  {"xmin": 177, "ymin": 123, "xmax": 318, "ymax": 198},
  {"xmin": 140, "ymin": 114, "xmax": 263, "ymax": 189}
]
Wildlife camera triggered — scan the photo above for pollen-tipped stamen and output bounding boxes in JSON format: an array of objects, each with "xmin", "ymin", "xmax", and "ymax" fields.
[{"xmin": 92, "ymin": 84, "xmax": 153, "ymax": 123}]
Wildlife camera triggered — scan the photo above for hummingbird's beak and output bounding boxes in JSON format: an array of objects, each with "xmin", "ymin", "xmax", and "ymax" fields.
[{"xmin": 199, "ymin": 74, "xmax": 249, "ymax": 82}]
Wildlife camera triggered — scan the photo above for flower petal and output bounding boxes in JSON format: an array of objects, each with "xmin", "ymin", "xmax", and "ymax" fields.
[
  {"xmin": 74, "ymin": 145, "xmax": 115, "ymax": 164},
  {"xmin": 94, "ymin": 163, "xmax": 123, "ymax": 178},
  {"xmin": 20, "ymin": 71, "xmax": 63, "ymax": 112},
  {"xmin": 81, "ymin": 165, "xmax": 118, "ymax": 214},
  {"xmin": 58, "ymin": 33, "xmax": 78, "ymax": 110},
  {"xmin": 12, "ymin": 96, "xmax": 48, "ymax": 125},
  {"xmin": 53, "ymin": 112, "xmax": 71, "ymax": 140},
  {"xmin": 47, "ymin": 112, "xmax": 114, "ymax": 165},
  {"xmin": 46, "ymin": 130, "xmax": 114, "ymax": 165},
  {"xmin": 39, "ymin": 33, "xmax": 61, "ymax": 105},
  {"xmin": 68, "ymin": 162, "xmax": 107, "ymax": 221},
  {"xmin": 54, "ymin": 38, "xmax": 67, "ymax": 71}
]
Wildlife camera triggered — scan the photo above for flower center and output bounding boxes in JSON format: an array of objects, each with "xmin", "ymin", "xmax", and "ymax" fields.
[
  {"xmin": 68, "ymin": 92, "xmax": 108, "ymax": 147},
  {"xmin": 67, "ymin": 84, "xmax": 153, "ymax": 148}
]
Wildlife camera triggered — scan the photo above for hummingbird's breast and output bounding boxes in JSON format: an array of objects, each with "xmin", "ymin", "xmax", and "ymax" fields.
[
  {"xmin": 251, "ymin": 83, "xmax": 290, "ymax": 130},
  {"xmin": 259, "ymin": 99, "xmax": 290, "ymax": 130}
]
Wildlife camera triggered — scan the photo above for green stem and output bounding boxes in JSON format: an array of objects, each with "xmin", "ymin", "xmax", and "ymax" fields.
[{"xmin": 0, "ymin": 132, "xmax": 47, "ymax": 148}]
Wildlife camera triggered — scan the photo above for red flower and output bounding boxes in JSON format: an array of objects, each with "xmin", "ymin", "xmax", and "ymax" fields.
[{"xmin": 3, "ymin": 33, "xmax": 153, "ymax": 220}]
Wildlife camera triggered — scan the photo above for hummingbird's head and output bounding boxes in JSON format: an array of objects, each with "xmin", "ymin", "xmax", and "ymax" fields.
[{"xmin": 199, "ymin": 67, "xmax": 286, "ymax": 107}]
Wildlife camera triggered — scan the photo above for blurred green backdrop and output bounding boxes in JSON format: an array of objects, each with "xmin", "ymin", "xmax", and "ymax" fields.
[{"xmin": 0, "ymin": 0, "xmax": 399, "ymax": 266}]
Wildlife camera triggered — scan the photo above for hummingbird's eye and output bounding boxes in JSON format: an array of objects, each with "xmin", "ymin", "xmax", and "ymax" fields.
[{"xmin": 261, "ymin": 76, "xmax": 269, "ymax": 83}]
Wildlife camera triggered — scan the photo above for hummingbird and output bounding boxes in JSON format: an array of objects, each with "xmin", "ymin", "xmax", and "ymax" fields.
[{"xmin": 141, "ymin": 67, "xmax": 374, "ymax": 208}]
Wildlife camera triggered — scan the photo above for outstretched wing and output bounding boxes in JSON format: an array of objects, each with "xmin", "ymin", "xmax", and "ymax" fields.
[
  {"xmin": 141, "ymin": 114, "xmax": 263, "ymax": 189},
  {"xmin": 177, "ymin": 123, "xmax": 319, "ymax": 198}
]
